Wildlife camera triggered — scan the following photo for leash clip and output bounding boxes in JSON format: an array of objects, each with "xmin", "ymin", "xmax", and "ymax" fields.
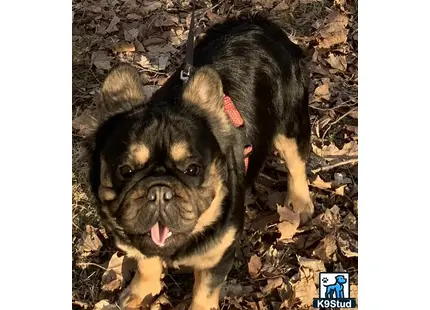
[{"xmin": 180, "ymin": 68, "xmax": 190, "ymax": 82}]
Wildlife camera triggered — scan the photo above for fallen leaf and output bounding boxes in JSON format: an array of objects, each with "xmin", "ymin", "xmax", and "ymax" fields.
[
  {"xmin": 291, "ymin": 271, "xmax": 318, "ymax": 307},
  {"xmin": 345, "ymin": 124, "xmax": 358, "ymax": 134},
  {"xmin": 127, "ymin": 13, "xmax": 142, "ymax": 20},
  {"xmin": 311, "ymin": 205, "xmax": 341, "ymax": 233},
  {"xmin": 337, "ymin": 229, "xmax": 358, "ymax": 257},
  {"xmin": 334, "ymin": 0, "xmax": 346, "ymax": 6},
  {"xmin": 335, "ymin": 185, "xmax": 347, "ymax": 196},
  {"xmin": 91, "ymin": 51, "xmax": 112, "ymax": 71},
  {"xmin": 141, "ymin": 2, "xmax": 163, "ymax": 14},
  {"xmin": 318, "ymin": 11, "xmax": 349, "ymax": 48},
  {"xmin": 297, "ymin": 256, "xmax": 326, "ymax": 284},
  {"xmin": 154, "ymin": 14, "xmax": 178, "ymax": 27},
  {"xmin": 293, "ymin": 228, "xmax": 323, "ymax": 250},
  {"xmin": 248, "ymin": 254, "xmax": 262, "ymax": 278},
  {"xmin": 310, "ymin": 175, "xmax": 332, "ymax": 190},
  {"xmin": 206, "ymin": 11, "xmax": 224, "ymax": 23},
  {"xmin": 343, "ymin": 212, "xmax": 358, "ymax": 232},
  {"xmin": 327, "ymin": 53, "xmax": 347, "ymax": 71},
  {"xmin": 136, "ymin": 54, "xmax": 153, "ymax": 68},
  {"xmin": 77, "ymin": 225, "xmax": 103, "ymax": 256},
  {"xmin": 106, "ymin": 15, "xmax": 120, "ymax": 33},
  {"xmin": 272, "ymin": 1, "xmax": 289, "ymax": 11},
  {"xmin": 349, "ymin": 109, "xmax": 358, "ymax": 119},
  {"xmin": 72, "ymin": 300, "xmax": 89, "ymax": 309},
  {"xmin": 312, "ymin": 141, "xmax": 358, "ymax": 160},
  {"xmin": 277, "ymin": 204, "xmax": 300, "ymax": 223},
  {"xmin": 314, "ymin": 82, "xmax": 330, "ymax": 101},
  {"xmin": 261, "ymin": 277, "xmax": 284, "ymax": 293},
  {"xmin": 146, "ymin": 44, "xmax": 176, "ymax": 54},
  {"xmin": 158, "ymin": 54, "xmax": 170, "ymax": 70},
  {"xmin": 313, "ymin": 233, "xmax": 338, "ymax": 262},
  {"xmin": 143, "ymin": 37, "xmax": 166, "ymax": 47},
  {"xmin": 124, "ymin": 28, "xmax": 139, "ymax": 42},
  {"xmin": 276, "ymin": 204, "xmax": 300, "ymax": 240},
  {"xmin": 277, "ymin": 221, "xmax": 299, "ymax": 241},
  {"xmin": 111, "ymin": 43, "xmax": 135, "ymax": 53},
  {"xmin": 101, "ymin": 252, "xmax": 135, "ymax": 292},
  {"xmin": 297, "ymin": 256, "xmax": 325, "ymax": 273},
  {"xmin": 72, "ymin": 107, "xmax": 100, "ymax": 137},
  {"xmin": 93, "ymin": 299, "xmax": 118, "ymax": 310},
  {"xmin": 220, "ymin": 280, "xmax": 254, "ymax": 298}
]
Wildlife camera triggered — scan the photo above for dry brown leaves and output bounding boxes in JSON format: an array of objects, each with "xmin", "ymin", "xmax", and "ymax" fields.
[
  {"xmin": 77, "ymin": 225, "xmax": 105, "ymax": 257},
  {"xmin": 101, "ymin": 252, "xmax": 135, "ymax": 292},
  {"xmin": 248, "ymin": 254, "xmax": 262, "ymax": 279},
  {"xmin": 277, "ymin": 204, "xmax": 300, "ymax": 241},
  {"xmin": 317, "ymin": 11, "xmax": 349, "ymax": 49},
  {"xmin": 72, "ymin": 0, "xmax": 358, "ymax": 308},
  {"xmin": 312, "ymin": 140, "xmax": 358, "ymax": 160}
]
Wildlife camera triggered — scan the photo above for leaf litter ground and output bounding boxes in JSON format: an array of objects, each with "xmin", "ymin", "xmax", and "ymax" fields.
[{"xmin": 72, "ymin": 0, "xmax": 358, "ymax": 309}]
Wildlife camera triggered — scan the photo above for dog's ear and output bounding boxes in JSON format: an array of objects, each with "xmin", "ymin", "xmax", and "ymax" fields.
[
  {"xmin": 182, "ymin": 66, "xmax": 225, "ymax": 115},
  {"xmin": 182, "ymin": 66, "xmax": 233, "ymax": 137},
  {"xmin": 100, "ymin": 64, "xmax": 146, "ymax": 107},
  {"xmin": 76, "ymin": 64, "xmax": 146, "ymax": 138}
]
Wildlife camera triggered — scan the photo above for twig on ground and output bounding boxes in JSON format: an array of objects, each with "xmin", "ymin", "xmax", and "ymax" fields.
[
  {"xmin": 311, "ymin": 158, "xmax": 358, "ymax": 174},
  {"xmin": 76, "ymin": 262, "xmax": 107, "ymax": 271},
  {"xmin": 309, "ymin": 99, "xmax": 356, "ymax": 111},
  {"xmin": 322, "ymin": 106, "xmax": 358, "ymax": 139}
]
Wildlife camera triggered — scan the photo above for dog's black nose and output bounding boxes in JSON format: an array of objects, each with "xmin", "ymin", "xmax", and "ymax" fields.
[{"xmin": 147, "ymin": 186, "xmax": 174, "ymax": 205}]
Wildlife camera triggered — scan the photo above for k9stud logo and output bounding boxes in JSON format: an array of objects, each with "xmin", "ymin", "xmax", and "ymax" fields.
[{"xmin": 313, "ymin": 272, "xmax": 357, "ymax": 308}]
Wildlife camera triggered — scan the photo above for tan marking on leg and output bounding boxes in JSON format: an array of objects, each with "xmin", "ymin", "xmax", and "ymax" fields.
[
  {"xmin": 190, "ymin": 270, "xmax": 221, "ymax": 310},
  {"xmin": 192, "ymin": 163, "xmax": 227, "ymax": 234},
  {"xmin": 118, "ymin": 249, "xmax": 164, "ymax": 310},
  {"xmin": 170, "ymin": 141, "xmax": 191, "ymax": 162},
  {"xmin": 173, "ymin": 227, "xmax": 236, "ymax": 270},
  {"xmin": 130, "ymin": 143, "xmax": 150, "ymax": 166},
  {"xmin": 273, "ymin": 134, "xmax": 314, "ymax": 224}
]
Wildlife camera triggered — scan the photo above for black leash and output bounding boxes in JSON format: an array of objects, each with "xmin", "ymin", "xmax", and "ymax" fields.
[{"xmin": 180, "ymin": 0, "xmax": 196, "ymax": 82}]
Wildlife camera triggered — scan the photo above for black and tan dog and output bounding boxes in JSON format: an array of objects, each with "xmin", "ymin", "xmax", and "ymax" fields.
[{"xmin": 87, "ymin": 12, "xmax": 314, "ymax": 310}]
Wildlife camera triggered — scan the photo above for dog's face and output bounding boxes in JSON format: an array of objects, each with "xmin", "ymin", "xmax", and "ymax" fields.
[
  {"xmin": 90, "ymin": 64, "xmax": 234, "ymax": 255},
  {"xmin": 335, "ymin": 275, "xmax": 347, "ymax": 284}
]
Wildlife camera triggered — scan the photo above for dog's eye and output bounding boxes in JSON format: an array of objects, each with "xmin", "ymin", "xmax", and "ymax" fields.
[
  {"xmin": 184, "ymin": 164, "xmax": 200, "ymax": 176},
  {"xmin": 119, "ymin": 165, "xmax": 134, "ymax": 178}
]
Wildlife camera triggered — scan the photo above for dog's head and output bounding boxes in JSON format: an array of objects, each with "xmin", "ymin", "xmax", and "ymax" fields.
[
  {"xmin": 335, "ymin": 275, "xmax": 347, "ymax": 284},
  {"xmin": 88, "ymin": 64, "xmax": 241, "ymax": 256}
]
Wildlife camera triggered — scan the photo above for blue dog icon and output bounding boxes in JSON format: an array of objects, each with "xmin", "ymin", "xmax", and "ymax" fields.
[{"xmin": 324, "ymin": 275, "xmax": 347, "ymax": 298}]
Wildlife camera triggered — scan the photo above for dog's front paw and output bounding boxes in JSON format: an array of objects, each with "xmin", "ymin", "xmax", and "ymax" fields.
[
  {"xmin": 119, "ymin": 284, "xmax": 146, "ymax": 310},
  {"xmin": 119, "ymin": 281, "xmax": 161, "ymax": 310},
  {"xmin": 286, "ymin": 192, "xmax": 314, "ymax": 225}
]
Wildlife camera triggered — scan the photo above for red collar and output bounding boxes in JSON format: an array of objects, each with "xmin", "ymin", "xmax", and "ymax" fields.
[{"xmin": 223, "ymin": 95, "xmax": 253, "ymax": 172}]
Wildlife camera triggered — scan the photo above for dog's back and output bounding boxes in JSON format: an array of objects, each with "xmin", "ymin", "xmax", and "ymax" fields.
[{"xmin": 192, "ymin": 13, "xmax": 310, "ymax": 184}]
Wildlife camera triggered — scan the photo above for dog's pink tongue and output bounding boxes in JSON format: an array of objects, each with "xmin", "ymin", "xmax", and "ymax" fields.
[{"xmin": 150, "ymin": 222, "xmax": 170, "ymax": 247}]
